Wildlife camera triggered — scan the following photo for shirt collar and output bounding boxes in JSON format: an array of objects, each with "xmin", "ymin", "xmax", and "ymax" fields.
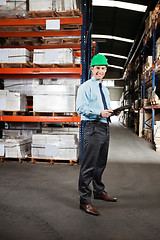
[{"xmin": 91, "ymin": 76, "xmax": 103, "ymax": 84}]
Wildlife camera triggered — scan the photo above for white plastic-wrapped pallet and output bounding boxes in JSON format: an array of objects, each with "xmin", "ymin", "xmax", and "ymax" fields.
[
  {"xmin": 0, "ymin": 48, "xmax": 30, "ymax": 63},
  {"xmin": 42, "ymin": 78, "xmax": 80, "ymax": 86},
  {"xmin": 29, "ymin": 0, "xmax": 52, "ymax": 11},
  {"xmin": 2, "ymin": 129, "xmax": 38, "ymax": 139},
  {"xmin": 0, "ymin": 90, "xmax": 27, "ymax": 111},
  {"xmin": 4, "ymin": 79, "xmax": 41, "ymax": 96},
  {"xmin": 8, "ymin": 122, "xmax": 41, "ymax": 130},
  {"xmin": 42, "ymin": 127, "xmax": 79, "ymax": 140},
  {"xmin": 5, "ymin": 136, "xmax": 31, "ymax": 158},
  {"xmin": 0, "ymin": 0, "xmax": 27, "ymax": 18},
  {"xmin": 0, "ymin": 139, "xmax": 5, "ymax": 157},
  {"xmin": 33, "ymin": 48, "xmax": 74, "ymax": 64},
  {"xmin": 154, "ymin": 121, "xmax": 160, "ymax": 151},
  {"xmin": 33, "ymin": 85, "xmax": 78, "ymax": 112},
  {"xmin": 52, "ymin": 0, "xmax": 78, "ymax": 11},
  {"xmin": 31, "ymin": 134, "xmax": 78, "ymax": 160}
]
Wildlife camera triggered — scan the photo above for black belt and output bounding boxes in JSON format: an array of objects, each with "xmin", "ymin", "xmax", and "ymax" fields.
[{"xmin": 85, "ymin": 121, "xmax": 109, "ymax": 126}]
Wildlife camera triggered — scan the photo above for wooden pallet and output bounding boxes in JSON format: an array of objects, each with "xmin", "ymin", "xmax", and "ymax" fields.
[
  {"xmin": 0, "ymin": 62, "xmax": 32, "ymax": 68},
  {"xmin": 0, "ymin": 157, "xmax": 29, "ymax": 163},
  {"xmin": 30, "ymin": 157, "xmax": 78, "ymax": 165},
  {"xmin": 41, "ymin": 37, "xmax": 81, "ymax": 45},
  {"xmin": 32, "ymin": 112, "xmax": 78, "ymax": 117},
  {"xmin": 5, "ymin": 37, "xmax": 42, "ymax": 47},
  {"xmin": 61, "ymin": 24, "xmax": 81, "ymax": 30},
  {"xmin": 0, "ymin": 25, "xmax": 43, "ymax": 32},
  {"xmin": 28, "ymin": 9, "xmax": 81, "ymax": 18},
  {"xmin": 0, "ymin": 110, "xmax": 26, "ymax": 116},
  {"xmin": 31, "ymin": 63, "xmax": 80, "ymax": 68},
  {"xmin": 0, "ymin": 62, "xmax": 80, "ymax": 68},
  {"xmin": 0, "ymin": 157, "xmax": 78, "ymax": 165}
]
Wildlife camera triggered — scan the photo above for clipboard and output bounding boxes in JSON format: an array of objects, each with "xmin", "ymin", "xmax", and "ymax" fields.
[{"xmin": 113, "ymin": 104, "xmax": 131, "ymax": 114}]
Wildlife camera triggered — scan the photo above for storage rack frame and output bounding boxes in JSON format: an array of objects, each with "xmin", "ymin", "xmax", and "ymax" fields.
[
  {"xmin": 0, "ymin": 3, "xmax": 91, "ymax": 162},
  {"xmin": 142, "ymin": 16, "xmax": 160, "ymax": 143}
]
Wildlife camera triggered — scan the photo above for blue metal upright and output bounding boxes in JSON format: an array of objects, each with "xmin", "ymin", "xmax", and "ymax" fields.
[
  {"xmin": 79, "ymin": 0, "xmax": 93, "ymax": 163},
  {"xmin": 152, "ymin": 28, "xmax": 156, "ymax": 143}
]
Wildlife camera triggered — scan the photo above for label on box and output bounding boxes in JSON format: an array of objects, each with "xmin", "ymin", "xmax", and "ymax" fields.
[
  {"xmin": 46, "ymin": 20, "xmax": 60, "ymax": 30},
  {"xmin": 0, "ymin": 0, "xmax": 6, "ymax": 5},
  {"xmin": 45, "ymin": 144, "xmax": 59, "ymax": 158}
]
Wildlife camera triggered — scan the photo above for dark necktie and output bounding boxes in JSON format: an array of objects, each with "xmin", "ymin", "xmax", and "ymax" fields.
[
  {"xmin": 99, "ymin": 82, "xmax": 111, "ymax": 123},
  {"xmin": 99, "ymin": 82, "xmax": 107, "ymax": 109}
]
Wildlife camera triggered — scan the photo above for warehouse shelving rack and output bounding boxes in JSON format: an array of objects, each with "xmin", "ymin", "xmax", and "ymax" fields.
[
  {"xmin": 142, "ymin": 15, "xmax": 160, "ymax": 143},
  {"xmin": 0, "ymin": 14, "xmax": 82, "ymax": 121},
  {"xmin": 123, "ymin": 9, "xmax": 160, "ymax": 145},
  {"xmin": 0, "ymin": 1, "xmax": 94, "ymax": 163}
]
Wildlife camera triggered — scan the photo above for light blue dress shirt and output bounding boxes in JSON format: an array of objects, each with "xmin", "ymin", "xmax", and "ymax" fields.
[{"xmin": 76, "ymin": 76, "xmax": 111, "ymax": 123}]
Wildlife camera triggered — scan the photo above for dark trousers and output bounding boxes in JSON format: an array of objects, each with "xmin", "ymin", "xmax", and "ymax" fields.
[{"xmin": 79, "ymin": 123, "xmax": 110, "ymax": 204}]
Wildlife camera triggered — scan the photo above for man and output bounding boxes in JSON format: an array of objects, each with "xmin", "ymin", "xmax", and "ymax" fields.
[{"xmin": 76, "ymin": 54, "xmax": 118, "ymax": 216}]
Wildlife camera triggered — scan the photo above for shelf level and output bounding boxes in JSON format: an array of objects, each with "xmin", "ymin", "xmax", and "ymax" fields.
[
  {"xmin": 0, "ymin": 30, "xmax": 81, "ymax": 38},
  {"xmin": 0, "ymin": 44, "xmax": 81, "ymax": 51},
  {"xmin": 143, "ymin": 105, "xmax": 160, "ymax": 110},
  {"xmin": 0, "ymin": 16, "xmax": 83, "ymax": 26},
  {"xmin": 0, "ymin": 66, "xmax": 81, "ymax": 74},
  {"xmin": 0, "ymin": 115, "xmax": 81, "ymax": 123}
]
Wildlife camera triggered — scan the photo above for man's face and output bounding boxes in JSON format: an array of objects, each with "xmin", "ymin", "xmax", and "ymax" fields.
[{"xmin": 91, "ymin": 65, "xmax": 107, "ymax": 81}]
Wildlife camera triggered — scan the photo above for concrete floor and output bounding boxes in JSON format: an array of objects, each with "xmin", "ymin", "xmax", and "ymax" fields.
[{"xmin": 0, "ymin": 123, "xmax": 160, "ymax": 240}]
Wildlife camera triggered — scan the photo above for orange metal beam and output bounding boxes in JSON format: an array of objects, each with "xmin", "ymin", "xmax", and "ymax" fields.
[
  {"xmin": 0, "ymin": 66, "xmax": 82, "ymax": 75},
  {"xmin": 0, "ymin": 44, "xmax": 81, "ymax": 51},
  {"xmin": 0, "ymin": 30, "xmax": 81, "ymax": 37},
  {"xmin": 0, "ymin": 16, "xmax": 83, "ymax": 26},
  {"xmin": 0, "ymin": 115, "xmax": 81, "ymax": 123},
  {"xmin": 0, "ymin": 74, "xmax": 81, "ymax": 79}
]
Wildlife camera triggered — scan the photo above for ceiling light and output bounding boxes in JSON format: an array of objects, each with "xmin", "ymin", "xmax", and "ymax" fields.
[
  {"xmin": 92, "ymin": 34, "xmax": 134, "ymax": 43},
  {"xmin": 108, "ymin": 64, "xmax": 124, "ymax": 69},
  {"xmin": 92, "ymin": 0, "xmax": 147, "ymax": 12},
  {"xmin": 100, "ymin": 52, "xmax": 127, "ymax": 59}
]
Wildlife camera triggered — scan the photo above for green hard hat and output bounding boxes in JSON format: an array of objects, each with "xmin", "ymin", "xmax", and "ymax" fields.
[{"xmin": 90, "ymin": 54, "xmax": 108, "ymax": 67}]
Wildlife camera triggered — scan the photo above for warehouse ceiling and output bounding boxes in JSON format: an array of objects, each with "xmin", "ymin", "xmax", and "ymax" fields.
[{"xmin": 92, "ymin": 0, "xmax": 159, "ymax": 79}]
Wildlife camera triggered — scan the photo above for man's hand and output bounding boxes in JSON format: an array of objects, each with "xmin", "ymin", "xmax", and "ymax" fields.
[{"xmin": 100, "ymin": 109, "xmax": 113, "ymax": 118}]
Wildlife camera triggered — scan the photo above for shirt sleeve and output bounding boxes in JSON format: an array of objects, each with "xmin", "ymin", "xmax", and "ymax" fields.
[{"xmin": 76, "ymin": 84, "xmax": 101, "ymax": 119}]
